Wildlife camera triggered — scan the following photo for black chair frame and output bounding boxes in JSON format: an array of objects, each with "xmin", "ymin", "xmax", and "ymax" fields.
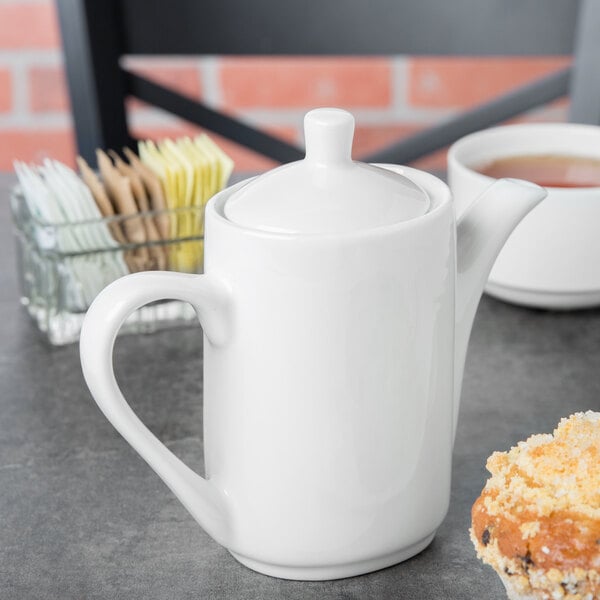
[{"xmin": 56, "ymin": 0, "xmax": 600, "ymax": 167}]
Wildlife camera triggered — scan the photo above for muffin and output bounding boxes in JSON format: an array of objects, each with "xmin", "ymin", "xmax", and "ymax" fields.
[{"xmin": 471, "ymin": 411, "xmax": 600, "ymax": 600}]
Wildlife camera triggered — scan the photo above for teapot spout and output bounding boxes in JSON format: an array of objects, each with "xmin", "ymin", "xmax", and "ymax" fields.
[{"xmin": 453, "ymin": 178, "xmax": 546, "ymax": 436}]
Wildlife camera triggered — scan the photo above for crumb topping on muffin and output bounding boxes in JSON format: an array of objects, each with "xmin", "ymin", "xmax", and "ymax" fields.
[
  {"xmin": 471, "ymin": 412, "xmax": 600, "ymax": 600},
  {"xmin": 483, "ymin": 411, "xmax": 600, "ymax": 521}
]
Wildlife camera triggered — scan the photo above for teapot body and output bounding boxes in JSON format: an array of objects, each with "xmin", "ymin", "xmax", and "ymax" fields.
[
  {"xmin": 202, "ymin": 169, "xmax": 455, "ymax": 577},
  {"xmin": 80, "ymin": 108, "xmax": 546, "ymax": 580}
]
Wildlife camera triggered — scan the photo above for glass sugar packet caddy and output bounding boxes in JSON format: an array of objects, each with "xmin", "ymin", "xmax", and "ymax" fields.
[{"xmin": 10, "ymin": 186, "xmax": 205, "ymax": 345}]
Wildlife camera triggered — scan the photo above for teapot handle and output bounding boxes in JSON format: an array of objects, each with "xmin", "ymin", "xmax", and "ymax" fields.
[{"xmin": 80, "ymin": 271, "xmax": 232, "ymax": 546}]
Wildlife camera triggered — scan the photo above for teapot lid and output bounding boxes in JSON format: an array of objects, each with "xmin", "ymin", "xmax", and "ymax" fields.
[{"xmin": 223, "ymin": 108, "xmax": 430, "ymax": 234}]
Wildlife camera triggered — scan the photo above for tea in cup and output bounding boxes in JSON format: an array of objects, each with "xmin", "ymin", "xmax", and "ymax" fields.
[
  {"xmin": 476, "ymin": 154, "xmax": 600, "ymax": 189},
  {"xmin": 448, "ymin": 123, "xmax": 600, "ymax": 309}
]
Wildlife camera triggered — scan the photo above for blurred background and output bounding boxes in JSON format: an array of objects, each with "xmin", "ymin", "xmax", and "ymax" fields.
[{"xmin": 0, "ymin": 0, "xmax": 571, "ymax": 173}]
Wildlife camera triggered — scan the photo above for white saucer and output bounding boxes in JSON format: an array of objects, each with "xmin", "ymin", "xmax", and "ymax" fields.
[{"xmin": 485, "ymin": 280, "xmax": 600, "ymax": 311}]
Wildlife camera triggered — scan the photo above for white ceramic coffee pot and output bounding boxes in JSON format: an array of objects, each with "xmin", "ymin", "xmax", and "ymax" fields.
[{"xmin": 80, "ymin": 108, "xmax": 546, "ymax": 580}]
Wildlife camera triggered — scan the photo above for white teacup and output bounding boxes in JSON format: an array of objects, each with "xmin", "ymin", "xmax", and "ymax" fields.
[{"xmin": 448, "ymin": 123, "xmax": 600, "ymax": 309}]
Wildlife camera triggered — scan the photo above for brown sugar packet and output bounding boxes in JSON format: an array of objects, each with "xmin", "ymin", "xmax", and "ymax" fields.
[
  {"xmin": 96, "ymin": 150, "xmax": 147, "ymax": 244},
  {"xmin": 77, "ymin": 156, "xmax": 139, "ymax": 273},
  {"xmin": 77, "ymin": 156, "xmax": 126, "ymax": 243},
  {"xmin": 109, "ymin": 150, "xmax": 167, "ymax": 270},
  {"xmin": 96, "ymin": 149, "xmax": 150, "ymax": 270},
  {"xmin": 122, "ymin": 147, "xmax": 170, "ymax": 240}
]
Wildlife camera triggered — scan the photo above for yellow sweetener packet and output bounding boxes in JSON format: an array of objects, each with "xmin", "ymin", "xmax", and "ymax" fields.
[
  {"xmin": 179, "ymin": 137, "xmax": 207, "ymax": 208},
  {"xmin": 159, "ymin": 140, "xmax": 199, "ymax": 272},
  {"xmin": 189, "ymin": 137, "xmax": 217, "ymax": 202},
  {"xmin": 178, "ymin": 137, "xmax": 209, "ymax": 251},
  {"xmin": 140, "ymin": 140, "xmax": 183, "ymax": 268},
  {"xmin": 196, "ymin": 133, "xmax": 234, "ymax": 190}
]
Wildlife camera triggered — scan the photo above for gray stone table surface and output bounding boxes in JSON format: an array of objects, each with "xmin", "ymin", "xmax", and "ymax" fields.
[{"xmin": 1, "ymin": 171, "xmax": 600, "ymax": 599}]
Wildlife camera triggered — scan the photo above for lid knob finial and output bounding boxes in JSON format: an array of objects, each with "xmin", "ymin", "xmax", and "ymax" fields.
[{"xmin": 304, "ymin": 108, "xmax": 354, "ymax": 165}]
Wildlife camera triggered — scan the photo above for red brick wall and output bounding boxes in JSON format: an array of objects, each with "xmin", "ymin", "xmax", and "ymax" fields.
[{"xmin": 0, "ymin": 0, "xmax": 571, "ymax": 173}]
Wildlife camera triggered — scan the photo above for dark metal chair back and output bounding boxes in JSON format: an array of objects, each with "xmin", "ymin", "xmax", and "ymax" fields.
[{"xmin": 56, "ymin": 0, "xmax": 599, "ymax": 166}]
